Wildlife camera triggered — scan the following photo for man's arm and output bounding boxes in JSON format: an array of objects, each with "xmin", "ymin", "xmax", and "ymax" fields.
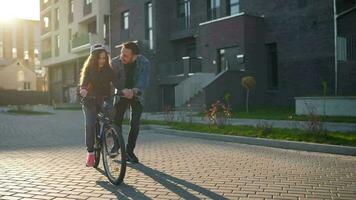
[{"xmin": 133, "ymin": 56, "xmax": 150, "ymax": 95}]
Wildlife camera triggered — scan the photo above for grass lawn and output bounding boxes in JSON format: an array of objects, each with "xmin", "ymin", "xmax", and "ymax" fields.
[
  {"xmin": 197, "ymin": 106, "xmax": 356, "ymax": 123},
  {"xmin": 138, "ymin": 119, "xmax": 356, "ymax": 147},
  {"xmin": 6, "ymin": 110, "xmax": 53, "ymax": 115}
]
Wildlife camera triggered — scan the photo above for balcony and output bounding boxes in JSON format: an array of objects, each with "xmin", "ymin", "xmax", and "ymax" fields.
[
  {"xmin": 83, "ymin": 2, "xmax": 92, "ymax": 16},
  {"xmin": 71, "ymin": 33, "xmax": 100, "ymax": 53},
  {"xmin": 41, "ymin": 51, "xmax": 52, "ymax": 60},
  {"xmin": 170, "ymin": 15, "xmax": 203, "ymax": 41}
]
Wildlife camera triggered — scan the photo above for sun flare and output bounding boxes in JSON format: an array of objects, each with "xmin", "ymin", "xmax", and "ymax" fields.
[{"xmin": 0, "ymin": 0, "xmax": 39, "ymax": 22}]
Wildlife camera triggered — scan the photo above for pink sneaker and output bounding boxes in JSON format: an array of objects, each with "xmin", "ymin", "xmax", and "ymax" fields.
[{"xmin": 86, "ymin": 152, "xmax": 95, "ymax": 167}]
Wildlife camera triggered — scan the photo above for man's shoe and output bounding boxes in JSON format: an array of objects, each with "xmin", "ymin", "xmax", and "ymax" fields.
[
  {"xmin": 86, "ymin": 152, "xmax": 95, "ymax": 167},
  {"xmin": 126, "ymin": 151, "xmax": 139, "ymax": 163},
  {"xmin": 109, "ymin": 146, "xmax": 119, "ymax": 158}
]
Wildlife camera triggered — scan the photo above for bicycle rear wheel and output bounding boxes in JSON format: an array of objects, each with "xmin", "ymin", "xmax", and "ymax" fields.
[{"xmin": 102, "ymin": 124, "xmax": 126, "ymax": 185}]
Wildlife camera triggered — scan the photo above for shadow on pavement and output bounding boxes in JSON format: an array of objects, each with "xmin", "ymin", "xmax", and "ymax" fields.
[
  {"xmin": 130, "ymin": 163, "xmax": 228, "ymax": 200},
  {"xmin": 97, "ymin": 180, "xmax": 151, "ymax": 200},
  {"xmin": 97, "ymin": 163, "xmax": 228, "ymax": 200}
]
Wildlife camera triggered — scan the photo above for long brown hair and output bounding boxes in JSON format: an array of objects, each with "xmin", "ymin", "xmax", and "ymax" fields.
[{"xmin": 79, "ymin": 49, "xmax": 112, "ymax": 86}]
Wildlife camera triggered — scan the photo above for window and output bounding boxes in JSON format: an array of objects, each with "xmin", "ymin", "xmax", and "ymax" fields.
[
  {"xmin": 69, "ymin": 0, "xmax": 74, "ymax": 23},
  {"xmin": 266, "ymin": 43, "xmax": 279, "ymax": 90},
  {"xmin": 24, "ymin": 82, "xmax": 31, "ymax": 90},
  {"xmin": 68, "ymin": 29, "xmax": 72, "ymax": 52},
  {"xmin": 24, "ymin": 50, "xmax": 29, "ymax": 60},
  {"xmin": 55, "ymin": 35, "xmax": 60, "ymax": 56},
  {"xmin": 227, "ymin": 0, "xmax": 240, "ymax": 15},
  {"xmin": 34, "ymin": 49, "xmax": 40, "ymax": 66},
  {"xmin": 0, "ymin": 28, "xmax": 3, "ymax": 59},
  {"xmin": 83, "ymin": 0, "xmax": 92, "ymax": 15},
  {"xmin": 146, "ymin": 2, "xmax": 153, "ymax": 49},
  {"xmin": 347, "ymin": 34, "xmax": 356, "ymax": 61},
  {"xmin": 338, "ymin": 36, "xmax": 347, "ymax": 62},
  {"xmin": 104, "ymin": 15, "xmax": 110, "ymax": 45},
  {"xmin": 55, "ymin": 8, "xmax": 60, "ymax": 29},
  {"xmin": 44, "ymin": 16, "xmax": 49, "ymax": 28},
  {"xmin": 208, "ymin": 0, "xmax": 221, "ymax": 20},
  {"xmin": 177, "ymin": 0, "xmax": 191, "ymax": 30},
  {"xmin": 12, "ymin": 48, "xmax": 17, "ymax": 58},
  {"xmin": 122, "ymin": 11, "xmax": 129, "ymax": 30}
]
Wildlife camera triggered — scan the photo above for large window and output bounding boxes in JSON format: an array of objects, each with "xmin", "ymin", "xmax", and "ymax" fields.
[
  {"xmin": 68, "ymin": 0, "xmax": 74, "ymax": 23},
  {"xmin": 83, "ymin": 0, "xmax": 92, "ymax": 16},
  {"xmin": 42, "ymin": 13, "xmax": 51, "ymax": 35},
  {"xmin": 227, "ymin": 0, "xmax": 240, "ymax": 15},
  {"xmin": 68, "ymin": 29, "xmax": 72, "ymax": 52},
  {"xmin": 208, "ymin": 0, "xmax": 240, "ymax": 20},
  {"xmin": 266, "ymin": 43, "xmax": 279, "ymax": 90},
  {"xmin": 122, "ymin": 11, "xmax": 129, "ymax": 30},
  {"xmin": 55, "ymin": 8, "xmax": 60, "ymax": 30},
  {"xmin": 146, "ymin": 2, "xmax": 153, "ymax": 49},
  {"xmin": 177, "ymin": 0, "xmax": 191, "ymax": 29},
  {"xmin": 338, "ymin": 34, "xmax": 356, "ymax": 62},
  {"xmin": 208, "ymin": 0, "xmax": 222, "ymax": 20}
]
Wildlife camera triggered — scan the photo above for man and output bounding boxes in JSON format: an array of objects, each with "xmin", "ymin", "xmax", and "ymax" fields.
[{"xmin": 112, "ymin": 41, "xmax": 150, "ymax": 163}]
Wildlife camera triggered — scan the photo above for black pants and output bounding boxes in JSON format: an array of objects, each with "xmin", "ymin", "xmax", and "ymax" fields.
[{"xmin": 114, "ymin": 97, "xmax": 143, "ymax": 153}]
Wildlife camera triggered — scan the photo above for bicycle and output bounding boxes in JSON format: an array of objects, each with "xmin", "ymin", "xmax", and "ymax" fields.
[{"xmin": 81, "ymin": 95, "xmax": 126, "ymax": 185}]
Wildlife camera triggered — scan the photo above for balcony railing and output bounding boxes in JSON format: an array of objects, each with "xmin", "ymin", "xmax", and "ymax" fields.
[
  {"xmin": 72, "ymin": 34, "xmax": 90, "ymax": 49},
  {"xmin": 158, "ymin": 57, "xmax": 202, "ymax": 77},
  {"xmin": 173, "ymin": 15, "xmax": 203, "ymax": 32},
  {"xmin": 41, "ymin": 51, "xmax": 52, "ymax": 60},
  {"xmin": 71, "ymin": 33, "xmax": 100, "ymax": 53},
  {"xmin": 189, "ymin": 57, "xmax": 202, "ymax": 73}
]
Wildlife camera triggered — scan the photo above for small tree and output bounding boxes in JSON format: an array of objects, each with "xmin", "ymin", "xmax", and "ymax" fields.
[{"xmin": 241, "ymin": 76, "xmax": 256, "ymax": 113}]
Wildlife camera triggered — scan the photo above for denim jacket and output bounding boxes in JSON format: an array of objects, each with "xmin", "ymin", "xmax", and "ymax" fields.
[{"xmin": 111, "ymin": 55, "xmax": 150, "ymax": 105}]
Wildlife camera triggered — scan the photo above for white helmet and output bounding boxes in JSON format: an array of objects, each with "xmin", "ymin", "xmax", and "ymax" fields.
[{"xmin": 90, "ymin": 43, "xmax": 109, "ymax": 54}]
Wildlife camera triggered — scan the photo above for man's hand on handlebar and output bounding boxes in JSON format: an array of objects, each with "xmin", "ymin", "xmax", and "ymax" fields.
[{"xmin": 121, "ymin": 88, "xmax": 132, "ymax": 99}]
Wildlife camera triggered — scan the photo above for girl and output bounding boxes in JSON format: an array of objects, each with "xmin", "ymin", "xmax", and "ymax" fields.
[{"xmin": 79, "ymin": 44, "xmax": 117, "ymax": 167}]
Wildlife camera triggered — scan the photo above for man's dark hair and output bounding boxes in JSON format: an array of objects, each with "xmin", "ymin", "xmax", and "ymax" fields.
[{"xmin": 123, "ymin": 41, "xmax": 140, "ymax": 55}]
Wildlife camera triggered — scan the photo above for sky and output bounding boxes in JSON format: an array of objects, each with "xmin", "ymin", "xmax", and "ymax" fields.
[{"xmin": 0, "ymin": 0, "xmax": 40, "ymax": 21}]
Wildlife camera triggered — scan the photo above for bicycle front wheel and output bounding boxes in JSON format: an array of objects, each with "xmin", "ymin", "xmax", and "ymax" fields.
[{"xmin": 102, "ymin": 124, "xmax": 126, "ymax": 185}]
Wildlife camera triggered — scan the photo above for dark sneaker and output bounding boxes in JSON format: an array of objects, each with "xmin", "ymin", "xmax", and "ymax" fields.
[
  {"xmin": 109, "ymin": 146, "xmax": 119, "ymax": 158},
  {"xmin": 126, "ymin": 151, "xmax": 139, "ymax": 163}
]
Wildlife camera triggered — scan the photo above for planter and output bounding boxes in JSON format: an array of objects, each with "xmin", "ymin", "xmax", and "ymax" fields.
[{"xmin": 295, "ymin": 96, "xmax": 356, "ymax": 117}]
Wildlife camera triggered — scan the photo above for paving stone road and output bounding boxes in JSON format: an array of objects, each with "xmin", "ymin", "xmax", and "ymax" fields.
[{"xmin": 0, "ymin": 110, "xmax": 356, "ymax": 200}]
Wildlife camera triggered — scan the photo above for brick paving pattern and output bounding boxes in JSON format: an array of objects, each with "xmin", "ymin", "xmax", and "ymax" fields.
[{"xmin": 0, "ymin": 110, "xmax": 355, "ymax": 199}]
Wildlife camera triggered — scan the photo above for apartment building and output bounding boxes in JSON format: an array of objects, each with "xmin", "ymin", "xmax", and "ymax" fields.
[
  {"xmin": 40, "ymin": 0, "xmax": 110, "ymax": 103},
  {"xmin": 110, "ymin": 0, "xmax": 356, "ymax": 111}
]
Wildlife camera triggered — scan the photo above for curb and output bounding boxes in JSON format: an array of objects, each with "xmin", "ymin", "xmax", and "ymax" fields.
[{"xmin": 141, "ymin": 125, "xmax": 356, "ymax": 156}]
